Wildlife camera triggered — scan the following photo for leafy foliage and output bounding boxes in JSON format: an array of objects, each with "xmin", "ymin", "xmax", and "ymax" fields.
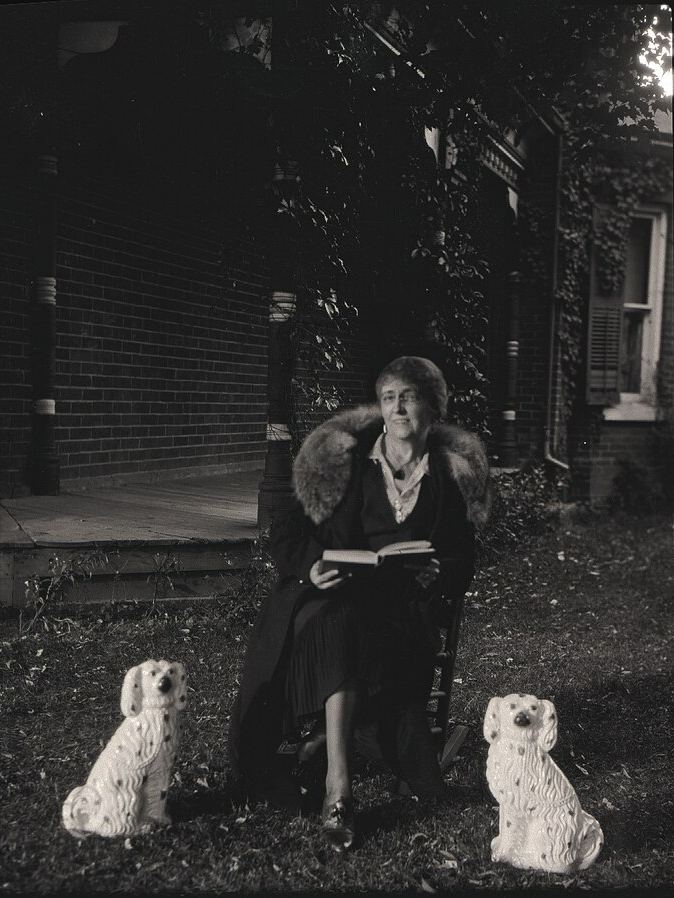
[
  {"xmin": 196, "ymin": 1, "xmax": 670, "ymax": 433},
  {"xmin": 219, "ymin": 530, "xmax": 278, "ymax": 616},
  {"xmin": 0, "ymin": 2, "xmax": 670, "ymax": 436},
  {"xmin": 2, "ymin": 511, "xmax": 673, "ymax": 891},
  {"xmin": 148, "ymin": 552, "xmax": 183, "ymax": 604},
  {"xmin": 554, "ymin": 135, "xmax": 672, "ymax": 419},
  {"xmin": 610, "ymin": 418, "xmax": 674, "ymax": 514},
  {"xmin": 479, "ymin": 465, "xmax": 567, "ymax": 559},
  {"xmin": 22, "ymin": 549, "xmax": 112, "ymax": 634}
]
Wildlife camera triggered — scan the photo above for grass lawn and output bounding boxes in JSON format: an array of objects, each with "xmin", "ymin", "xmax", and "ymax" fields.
[{"xmin": 0, "ymin": 508, "xmax": 672, "ymax": 895}]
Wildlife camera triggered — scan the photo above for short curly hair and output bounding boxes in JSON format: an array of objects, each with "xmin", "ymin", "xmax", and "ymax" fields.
[{"xmin": 375, "ymin": 356, "xmax": 449, "ymax": 420}]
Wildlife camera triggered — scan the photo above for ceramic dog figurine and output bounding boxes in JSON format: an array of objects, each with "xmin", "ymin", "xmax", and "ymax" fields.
[
  {"xmin": 484, "ymin": 693, "xmax": 603, "ymax": 873},
  {"xmin": 62, "ymin": 659, "xmax": 187, "ymax": 837}
]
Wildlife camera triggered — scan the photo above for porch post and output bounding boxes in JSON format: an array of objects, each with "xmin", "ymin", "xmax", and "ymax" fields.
[
  {"xmin": 30, "ymin": 152, "xmax": 60, "ymax": 494},
  {"xmin": 499, "ymin": 270, "xmax": 520, "ymax": 468},
  {"xmin": 257, "ymin": 271, "xmax": 297, "ymax": 528},
  {"xmin": 257, "ymin": 4, "xmax": 301, "ymax": 528}
]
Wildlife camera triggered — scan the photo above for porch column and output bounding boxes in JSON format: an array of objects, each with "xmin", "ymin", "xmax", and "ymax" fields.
[
  {"xmin": 499, "ymin": 270, "xmax": 520, "ymax": 468},
  {"xmin": 257, "ymin": 279, "xmax": 297, "ymax": 529},
  {"xmin": 30, "ymin": 152, "xmax": 60, "ymax": 494},
  {"xmin": 257, "ymin": 160, "xmax": 299, "ymax": 529},
  {"xmin": 257, "ymin": 4, "xmax": 302, "ymax": 528}
]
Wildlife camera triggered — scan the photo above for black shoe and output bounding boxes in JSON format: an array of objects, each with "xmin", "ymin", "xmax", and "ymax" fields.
[
  {"xmin": 294, "ymin": 744, "xmax": 328, "ymax": 814},
  {"xmin": 321, "ymin": 796, "xmax": 356, "ymax": 852}
]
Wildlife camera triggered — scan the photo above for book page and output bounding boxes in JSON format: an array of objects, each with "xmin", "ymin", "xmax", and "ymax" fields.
[
  {"xmin": 377, "ymin": 540, "xmax": 433, "ymax": 557},
  {"xmin": 322, "ymin": 549, "xmax": 379, "ymax": 565}
]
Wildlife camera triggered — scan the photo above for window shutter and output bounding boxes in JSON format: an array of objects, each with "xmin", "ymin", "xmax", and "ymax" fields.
[
  {"xmin": 586, "ymin": 296, "xmax": 623, "ymax": 405},
  {"xmin": 586, "ymin": 210, "xmax": 623, "ymax": 406}
]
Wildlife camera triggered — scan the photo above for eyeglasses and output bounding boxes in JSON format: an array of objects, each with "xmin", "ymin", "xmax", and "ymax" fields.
[{"xmin": 380, "ymin": 389, "xmax": 422, "ymax": 403}]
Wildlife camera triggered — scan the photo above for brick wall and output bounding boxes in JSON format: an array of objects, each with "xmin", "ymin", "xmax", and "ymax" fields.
[
  {"xmin": 0, "ymin": 171, "xmax": 271, "ymax": 496},
  {"xmin": 587, "ymin": 422, "xmax": 662, "ymax": 500},
  {"xmin": 290, "ymin": 306, "xmax": 371, "ymax": 450},
  {"xmin": 569, "ymin": 206, "xmax": 673, "ymax": 502},
  {"xmin": 515, "ymin": 130, "xmax": 558, "ymax": 461},
  {"xmin": 569, "ymin": 414, "xmax": 669, "ymax": 502},
  {"xmin": 656, "ymin": 207, "xmax": 674, "ymax": 417},
  {"xmin": 480, "ymin": 171, "xmax": 515, "ymax": 459},
  {"xmin": 0, "ymin": 178, "xmax": 33, "ymax": 497}
]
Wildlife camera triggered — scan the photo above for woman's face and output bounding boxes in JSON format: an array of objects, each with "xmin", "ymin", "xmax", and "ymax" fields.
[{"xmin": 379, "ymin": 377, "xmax": 434, "ymax": 442}]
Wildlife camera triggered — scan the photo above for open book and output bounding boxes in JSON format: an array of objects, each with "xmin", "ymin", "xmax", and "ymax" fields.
[{"xmin": 316, "ymin": 540, "xmax": 434, "ymax": 576}]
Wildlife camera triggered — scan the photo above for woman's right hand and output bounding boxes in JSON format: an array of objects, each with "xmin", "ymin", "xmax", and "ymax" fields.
[{"xmin": 309, "ymin": 560, "xmax": 352, "ymax": 590}]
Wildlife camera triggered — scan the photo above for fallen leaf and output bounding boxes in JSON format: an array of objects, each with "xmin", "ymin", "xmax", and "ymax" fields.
[
  {"xmin": 601, "ymin": 797, "xmax": 619, "ymax": 811},
  {"xmin": 420, "ymin": 876, "xmax": 436, "ymax": 893}
]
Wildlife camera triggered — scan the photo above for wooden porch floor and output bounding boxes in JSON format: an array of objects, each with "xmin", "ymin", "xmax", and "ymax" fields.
[
  {"xmin": 0, "ymin": 471, "xmax": 262, "ymax": 549},
  {"xmin": 0, "ymin": 472, "xmax": 263, "ymax": 606}
]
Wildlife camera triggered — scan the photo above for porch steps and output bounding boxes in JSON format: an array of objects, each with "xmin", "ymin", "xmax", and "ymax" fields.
[
  {"xmin": 0, "ymin": 539, "xmax": 256, "ymax": 607},
  {"xmin": 0, "ymin": 472, "xmax": 262, "ymax": 608}
]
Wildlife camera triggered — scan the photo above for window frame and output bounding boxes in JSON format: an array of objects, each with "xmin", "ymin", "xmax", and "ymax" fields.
[{"xmin": 603, "ymin": 206, "xmax": 668, "ymax": 422}]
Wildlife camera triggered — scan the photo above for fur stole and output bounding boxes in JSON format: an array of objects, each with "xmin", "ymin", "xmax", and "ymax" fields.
[{"xmin": 292, "ymin": 404, "xmax": 492, "ymax": 528}]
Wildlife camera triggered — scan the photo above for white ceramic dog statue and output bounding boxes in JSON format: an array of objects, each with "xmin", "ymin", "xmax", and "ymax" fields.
[
  {"xmin": 484, "ymin": 693, "xmax": 603, "ymax": 873},
  {"xmin": 62, "ymin": 659, "xmax": 187, "ymax": 838}
]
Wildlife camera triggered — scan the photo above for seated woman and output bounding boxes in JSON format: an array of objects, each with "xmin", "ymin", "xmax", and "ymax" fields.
[{"xmin": 227, "ymin": 356, "xmax": 490, "ymax": 851}]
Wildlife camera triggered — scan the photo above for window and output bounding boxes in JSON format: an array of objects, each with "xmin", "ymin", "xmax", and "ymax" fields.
[
  {"xmin": 587, "ymin": 207, "xmax": 667, "ymax": 420},
  {"xmin": 606, "ymin": 209, "xmax": 667, "ymax": 420}
]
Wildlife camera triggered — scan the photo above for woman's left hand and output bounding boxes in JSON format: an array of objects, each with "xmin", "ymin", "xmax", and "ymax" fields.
[{"xmin": 410, "ymin": 557, "xmax": 441, "ymax": 589}]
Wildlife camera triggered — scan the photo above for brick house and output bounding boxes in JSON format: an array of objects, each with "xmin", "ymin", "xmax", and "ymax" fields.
[
  {"xmin": 566, "ymin": 109, "xmax": 673, "ymax": 501},
  {"xmin": 0, "ymin": 6, "xmax": 371, "ymax": 508},
  {"xmin": 1, "ymin": 8, "xmax": 276, "ymax": 498},
  {"xmin": 1, "ymin": 5, "xmax": 670, "ymax": 506}
]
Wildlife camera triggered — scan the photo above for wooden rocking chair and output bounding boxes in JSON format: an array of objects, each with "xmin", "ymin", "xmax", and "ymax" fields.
[
  {"xmin": 392, "ymin": 590, "xmax": 468, "ymax": 796},
  {"xmin": 429, "ymin": 592, "xmax": 469, "ymax": 772}
]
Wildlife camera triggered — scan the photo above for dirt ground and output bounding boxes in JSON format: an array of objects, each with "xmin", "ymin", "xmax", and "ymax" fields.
[{"xmin": 0, "ymin": 509, "xmax": 672, "ymax": 894}]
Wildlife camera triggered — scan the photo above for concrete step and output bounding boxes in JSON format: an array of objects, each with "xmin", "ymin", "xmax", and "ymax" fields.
[
  {"xmin": 0, "ymin": 470, "xmax": 263, "ymax": 608},
  {"xmin": 1, "ymin": 540, "xmax": 255, "ymax": 607}
]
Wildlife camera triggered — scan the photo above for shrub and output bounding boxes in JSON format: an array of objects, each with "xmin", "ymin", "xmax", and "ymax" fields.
[
  {"xmin": 479, "ymin": 465, "xmax": 567, "ymax": 559},
  {"xmin": 216, "ymin": 530, "xmax": 278, "ymax": 625},
  {"xmin": 610, "ymin": 421, "xmax": 674, "ymax": 515},
  {"xmin": 22, "ymin": 549, "xmax": 111, "ymax": 634}
]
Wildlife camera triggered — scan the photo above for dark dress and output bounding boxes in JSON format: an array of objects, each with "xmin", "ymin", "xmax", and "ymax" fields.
[
  {"xmin": 227, "ymin": 440, "xmax": 476, "ymax": 804},
  {"xmin": 285, "ymin": 460, "xmax": 440, "ymax": 734}
]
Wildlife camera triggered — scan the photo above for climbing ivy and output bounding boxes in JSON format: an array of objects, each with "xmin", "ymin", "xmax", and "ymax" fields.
[
  {"xmin": 2, "ymin": 1, "xmax": 669, "ymax": 443},
  {"xmin": 554, "ymin": 133, "xmax": 672, "ymax": 421},
  {"xmin": 231, "ymin": 1, "xmax": 671, "ymax": 439},
  {"xmin": 592, "ymin": 154, "xmax": 672, "ymax": 297}
]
